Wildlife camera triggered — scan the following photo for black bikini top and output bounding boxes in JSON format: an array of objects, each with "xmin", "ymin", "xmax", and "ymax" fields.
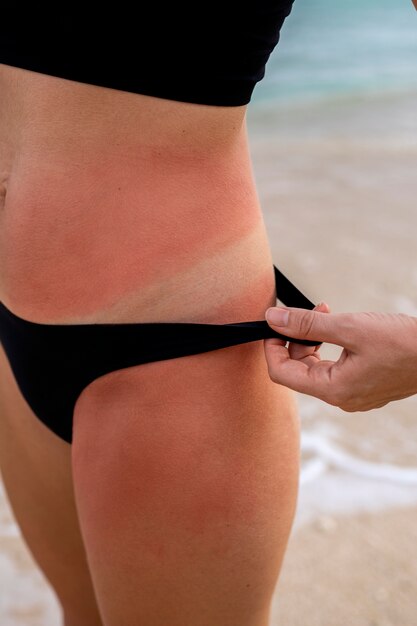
[{"xmin": 0, "ymin": 2, "xmax": 295, "ymax": 106}]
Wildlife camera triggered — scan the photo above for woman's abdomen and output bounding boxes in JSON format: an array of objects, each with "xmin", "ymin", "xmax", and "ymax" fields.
[{"xmin": 0, "ymin": 65, "xmax": 276, "ymax": 326}]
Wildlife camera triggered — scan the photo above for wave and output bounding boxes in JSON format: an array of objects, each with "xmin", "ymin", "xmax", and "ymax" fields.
[{"xmin": 301, "ymin": 432, "xmax": 417, "ymax": 486}]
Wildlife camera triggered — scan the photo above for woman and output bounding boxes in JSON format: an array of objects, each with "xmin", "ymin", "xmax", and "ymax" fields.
[{"xmin": 0, "ymin": 4, "xmax": 312, "ymax": 625}]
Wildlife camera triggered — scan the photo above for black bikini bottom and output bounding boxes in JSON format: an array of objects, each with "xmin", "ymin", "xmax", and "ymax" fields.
[{"xmin": 0, "ymin": 266, "xmax": 319, "ymax": 444}]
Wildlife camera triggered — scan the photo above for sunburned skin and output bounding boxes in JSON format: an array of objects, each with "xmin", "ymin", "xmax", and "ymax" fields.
[
  {"xmin": 0, "ymin": 65, "xmax": 273, "ymax": 325},
  {"xmin": 0, "ymin": 64, "xmax": 300, "ymax": 626},
  {"xmin": 72, "ymin": 334, "xmax": 299, "ymax": 603}
]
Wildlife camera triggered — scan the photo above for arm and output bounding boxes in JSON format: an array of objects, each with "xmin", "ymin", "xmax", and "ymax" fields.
[{"xmin": 263, "ymin": 306, "xmax": 417, "ymax": 411}]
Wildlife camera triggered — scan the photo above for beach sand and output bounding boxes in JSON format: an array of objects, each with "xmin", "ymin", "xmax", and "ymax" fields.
[
  {"xmin": 1, "ymin": 90, "xmax": 417, "ymax": 624},
  {"xmin": 273, "ymin": 506, "xmax": 417, "ymax": 626}
]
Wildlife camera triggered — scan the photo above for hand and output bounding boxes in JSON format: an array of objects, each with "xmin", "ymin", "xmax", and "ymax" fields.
[{"xmin": 263, "ymin": 305, "xmax": 417, "ymax": 411}]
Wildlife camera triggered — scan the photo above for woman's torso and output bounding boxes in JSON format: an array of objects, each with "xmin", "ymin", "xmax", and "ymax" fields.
[{"xmin": 0, "ymin": 65, "xmax": 276, "ymax": 325}]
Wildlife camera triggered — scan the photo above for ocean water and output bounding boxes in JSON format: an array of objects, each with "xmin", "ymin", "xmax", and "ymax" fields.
[{"xmin": 252, "ymin": 0, "xmax": 417, "ymax": 107}]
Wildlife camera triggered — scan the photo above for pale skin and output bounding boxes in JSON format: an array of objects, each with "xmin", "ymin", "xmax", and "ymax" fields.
[{"xmin": 264, "ymin": 305, "xmax": 417, "ymax": 411}]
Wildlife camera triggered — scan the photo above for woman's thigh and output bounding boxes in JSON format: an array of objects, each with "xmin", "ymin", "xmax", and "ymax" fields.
[
  {"xmin": 0, "ymin": 344, "xmax": 103, "ymax": 625},
  {"xmin": 0, "ymin": 65, "xmax": 299, "ymax": 625},
  {"xmin": 72, "ymin": 335, "xmax": 300, "ymax": 626}
]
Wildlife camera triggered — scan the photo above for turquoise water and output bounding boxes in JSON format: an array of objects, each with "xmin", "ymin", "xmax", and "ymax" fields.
[{"xmin": 252, "ymin": 0, "xmax": 417, "ymax": 106}]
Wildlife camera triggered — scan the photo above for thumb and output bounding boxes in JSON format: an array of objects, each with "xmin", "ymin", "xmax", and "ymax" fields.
[{"xmin": 265, "ymin": 306, "xmax": 357, "ymax": 349}]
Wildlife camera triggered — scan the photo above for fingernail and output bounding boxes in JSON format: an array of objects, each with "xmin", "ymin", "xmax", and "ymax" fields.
[{"xmin": 266, "ymin": 307, "xmax": 289, "ymax": 326}]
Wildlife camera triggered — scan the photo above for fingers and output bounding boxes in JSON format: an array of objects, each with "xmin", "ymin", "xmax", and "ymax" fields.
[
  {"xmin": 288, "ymin": 302, "xmax": 329, "ymax": 361},
  {"xmin": 263, "ymin": 338, "xmax": 333, "ymax": 398},
  {"xmin": 265, "ymin": 305, "xmax": 358, "ymax": 349},
  {"xmin": 263, "ymin": 302, "xmax": 344, "ymax": 400}
]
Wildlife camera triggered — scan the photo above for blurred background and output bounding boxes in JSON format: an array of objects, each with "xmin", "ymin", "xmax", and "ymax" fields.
[
  {"xmin": 1, "ymin": 0, "xmax": 417, "ymax": 624},
  {"xmin": 247, "ymin": 0, "xmax": 417, "ymax": 624}
]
